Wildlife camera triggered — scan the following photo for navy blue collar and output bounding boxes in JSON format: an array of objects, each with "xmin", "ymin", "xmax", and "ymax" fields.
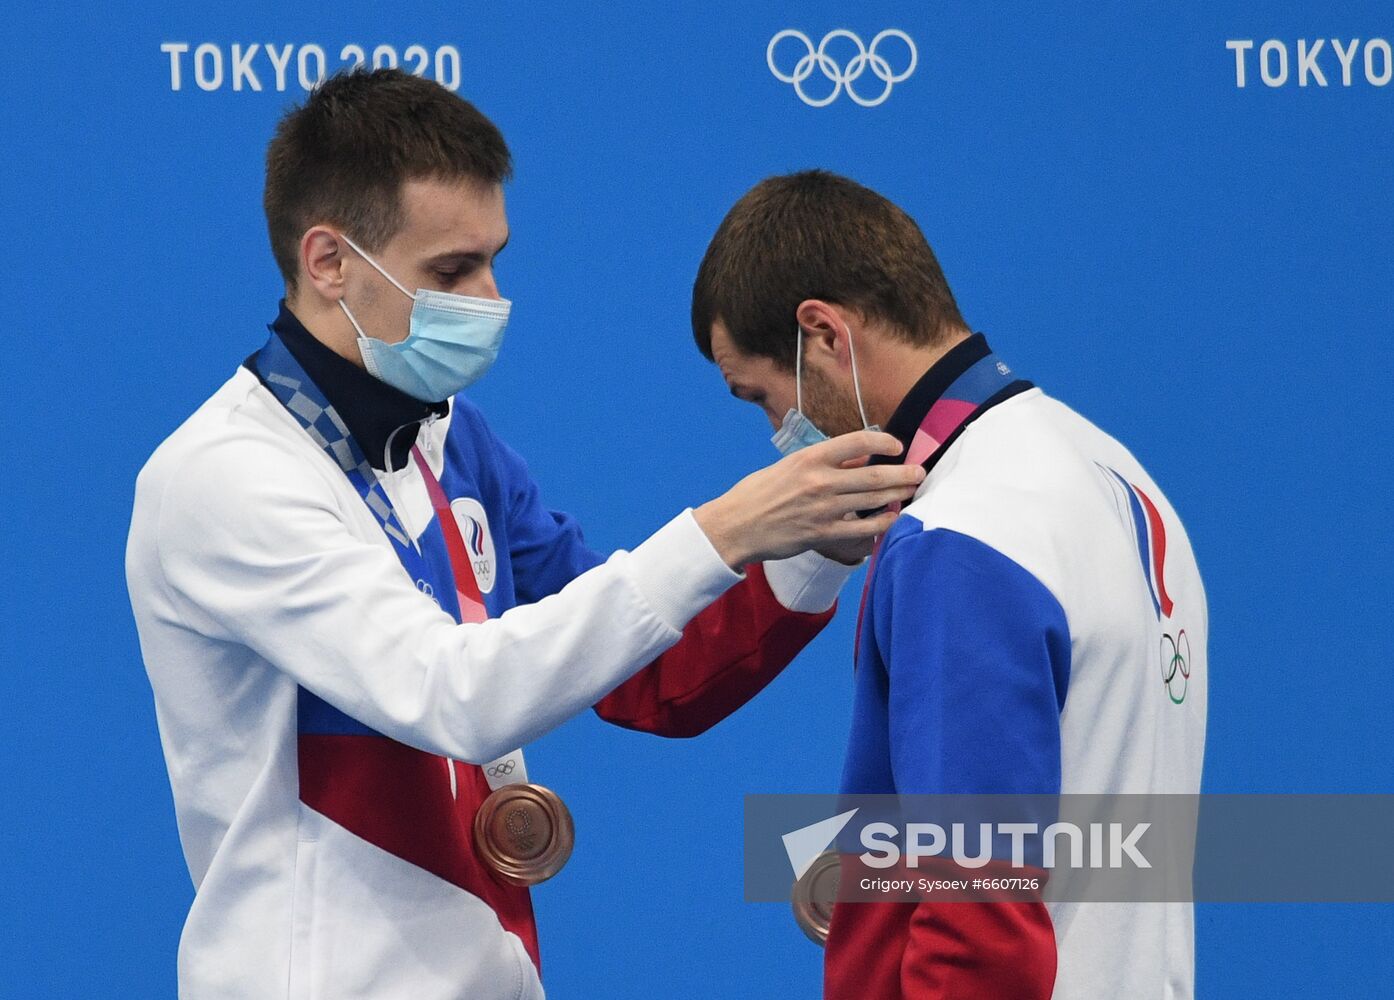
[{"xmin": 244, "ymin": 301, "xmax": 448, "ymax": 471}]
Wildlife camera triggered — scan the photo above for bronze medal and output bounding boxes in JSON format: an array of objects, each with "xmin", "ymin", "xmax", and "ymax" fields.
[
  {"xmin": 473, "ymin": 782, "xmax": 575, "ymax": 886},
  {"xmin": 790, "ymin": 851, "xmax": 841, "ymax": 946}
]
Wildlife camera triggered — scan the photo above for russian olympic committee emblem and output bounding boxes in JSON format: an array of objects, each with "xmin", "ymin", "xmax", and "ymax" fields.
[
  {"xmin": 1097, "ymin": 463, "xmax": 1197, "ymax": 705},
  {"xmin": 449, "ymin": 497, "xmax": 498, "ymax": 594}
]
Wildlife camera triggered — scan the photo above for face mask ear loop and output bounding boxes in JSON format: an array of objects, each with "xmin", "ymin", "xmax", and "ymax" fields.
[
  {"xmin": 844, "ymin": 321, "xmax": 872, "ymax": 430},
  {"xmin": 339, "ymin": 299, "xmax": 369, "ymax": 339},
  {"xmin": 795, "ymin": 325, "xmax": 806, "ymax": 415},
  {"xmin": 383, "ymin": 422, "xmax": 409, "ymax": 475},
  {"xmin": 379, "ymin": 422, "xmax": 423, "ymax": 554},
  {"xmin": 339, "ymin": 232, "xmax": 417, "ymax": 302}
]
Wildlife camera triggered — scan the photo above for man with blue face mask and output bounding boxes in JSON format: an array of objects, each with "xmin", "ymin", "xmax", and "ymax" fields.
[
  {"xmin": 334, "ymin": 229, "xmax": 512, "ymax": 406},
  {"xmin": 124, "ymin": 71, "xmax": 924, "ymax": 1000},
  {"xmin": 770, "ymin": 318, "xmax": 878, "ymax": 457},
  {"xmin": 693, "ymin": 171, "xmax": 1207, "ymax": 1000}
]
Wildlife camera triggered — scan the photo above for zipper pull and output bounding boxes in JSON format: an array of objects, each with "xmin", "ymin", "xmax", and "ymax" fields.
[{"xmin": 422, "ymin": 413, "xmax": 442, "ymax": 460}]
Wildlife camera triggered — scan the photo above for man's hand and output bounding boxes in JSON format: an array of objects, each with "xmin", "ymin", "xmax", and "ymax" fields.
[
  {"xmin": 815, "ymin": 513, "xmax": 883, "ymax": 566},
  {"xmin": 693, "ymin": 431, "xmax": 923, "ymax": 570}
]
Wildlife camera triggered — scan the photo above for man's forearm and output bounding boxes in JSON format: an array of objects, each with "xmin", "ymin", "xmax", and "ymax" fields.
[{"xmin": 592, "ymin": 560, "xmax": 840, "ymax": 737}]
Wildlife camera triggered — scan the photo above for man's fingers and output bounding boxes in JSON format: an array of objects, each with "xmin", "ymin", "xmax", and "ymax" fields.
[
  {"xmin": 824, "ymin": 462, "xmax": 925, "ymax": 495},
  {"xmin": 827, "ymin": 509, "xmax": 900, "ymax": 539},
  {"xmin": 831, "ymin": 485, "xmax": 920, "ymax": 513},
  {"xmin": 814, "ymin": 430, "xmax": 904, "ymax": 465}
]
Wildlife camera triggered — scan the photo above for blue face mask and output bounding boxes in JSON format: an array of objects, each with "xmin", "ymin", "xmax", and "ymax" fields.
[
  {"xmin": 337, "ymin": 233, "xmax": 511, "ymax": 403},
  {"xmin": 771, "ymin": 322, "xmax": 877, "ymax": 456}
]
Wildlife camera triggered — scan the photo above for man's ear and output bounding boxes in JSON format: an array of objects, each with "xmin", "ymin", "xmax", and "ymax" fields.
[
  {"xmin": 795, "ymin": 299, "xmax": 854, "ymax": 369},
  {"xmin": 299, "ymin": 227, "xmax": 349, "ymax": 302}
]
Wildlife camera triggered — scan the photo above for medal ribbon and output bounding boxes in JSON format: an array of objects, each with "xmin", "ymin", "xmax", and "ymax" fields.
[
  {"xmin": 253, "ymin": 331, "xmax": 527, "ymax": 788},
  {"xmin": 411, "ymin": 446, "xmax": 527, "ymax": 789},
  {"xmin": 853, "ymin": 350, "xmax": 1029, "ymax": 664}
]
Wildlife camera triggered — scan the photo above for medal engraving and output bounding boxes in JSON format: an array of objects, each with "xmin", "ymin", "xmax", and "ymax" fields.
[{"xmin": 474, "ymin": 783, "xmax": 574, "ymax": 886}]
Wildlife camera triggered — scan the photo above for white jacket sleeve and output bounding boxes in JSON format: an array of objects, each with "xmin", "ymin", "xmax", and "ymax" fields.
[
  {"xmin": 761, "ymin": 549, "xmax": 858, "ymax": 613},
  {"xmin": 147, "ymin": 430, "xmax": 742, "ymax": 764}
]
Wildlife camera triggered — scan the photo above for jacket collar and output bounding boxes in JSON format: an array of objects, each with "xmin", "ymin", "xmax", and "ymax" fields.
[
  {"xmin": 880, "ymin": 332, "xmax": 1033, "ymax": 473},
  {"xmin": 246, "ymin": 301, "xmax": 448, "ymax": 471}
]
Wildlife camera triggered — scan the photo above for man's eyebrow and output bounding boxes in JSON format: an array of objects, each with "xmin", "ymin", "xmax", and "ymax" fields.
[{"xmin": 425, "ymin": 233, "xmax": 510, "ymax": 267}]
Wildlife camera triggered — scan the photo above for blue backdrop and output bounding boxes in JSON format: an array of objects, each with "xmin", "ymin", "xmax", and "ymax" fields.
[{"xmin": 4, "ymin": 2, "xmax": 1391, "ymax": 996}]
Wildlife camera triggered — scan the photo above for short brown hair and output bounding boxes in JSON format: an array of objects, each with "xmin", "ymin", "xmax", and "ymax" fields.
[
  {"xmin": 691, "ymin": 170, "xmax": 965, "ymax": 368},
  {"xmin": 264, "ymin": 68, "xmax": 512, "ymax": 291}
]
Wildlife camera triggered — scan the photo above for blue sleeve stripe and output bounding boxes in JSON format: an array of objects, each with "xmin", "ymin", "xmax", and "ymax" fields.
[{"xmin": 872, "ymin": 526, "xmax": 1070, "ymax": 796}]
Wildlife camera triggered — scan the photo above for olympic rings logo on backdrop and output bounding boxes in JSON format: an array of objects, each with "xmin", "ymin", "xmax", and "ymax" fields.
[{"xmin": 767, "ymin": 29, "xmax": 918, "ymax": 107}]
